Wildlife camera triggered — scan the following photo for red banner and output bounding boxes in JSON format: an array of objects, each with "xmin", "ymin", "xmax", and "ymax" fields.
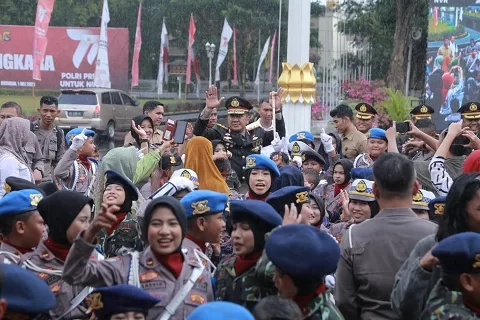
[
  {"xmin": 33, "ymin": 0, "xmax": 55, "ymax": 81},
  {"xmin": 131, "ymin": 1, "xmax": 142, "ymax": 87},
  {"xmin": 0, "ymin": 25, "xmax": 129, "ymax": 90},
  {"xmin": 186, "ymin": 14, "xmax": 196, "ymax": 85}
]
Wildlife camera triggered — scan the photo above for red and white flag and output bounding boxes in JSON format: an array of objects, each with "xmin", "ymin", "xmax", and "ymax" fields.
[
  {"xmin": 32, "ymin": 0, "xmax": 55, "ymax": 81},
  {"xmin": 193, "ymin": 49, "xmax": 201, "ymax": 97},
  {"xmin": 94, "ymin": 0, "xmax": 111, "ymax": 88},
  {"xmin": 157, "ymin": 18, "xmax": 169, "ymax": 94},
  {"xmin": 186, "ymin": 14, "xmax": 196, "ymax": 85},
  {"xmin": 269, "ymin": 30, "xmax": 277, "ymax": 83},
  {"xmin": 214, "ymin": 18, "xmax": 233, "ymax": 82},
  {"xmin": 232, "ymin": 26, "xmax": 237, "ymax": 85},
  {"xmin": 131, "ymin": 1, "xmax": 142, "ymax": 87}
]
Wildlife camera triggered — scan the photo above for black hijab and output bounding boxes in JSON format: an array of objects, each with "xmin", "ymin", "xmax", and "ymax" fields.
[{"xmin": 131, "ymin": 115, "xmax": 154, "ymax": 146}]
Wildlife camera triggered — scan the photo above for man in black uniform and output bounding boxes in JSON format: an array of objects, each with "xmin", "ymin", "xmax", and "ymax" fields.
[{"xmin": 194, "ymin": 86, "xmax": 286, "ymax": 183}]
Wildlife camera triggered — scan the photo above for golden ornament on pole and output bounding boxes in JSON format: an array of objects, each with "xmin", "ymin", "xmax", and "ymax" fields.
[{"xmin": 278, "ymin": 62, "xmax": 316, "ymax": 104}]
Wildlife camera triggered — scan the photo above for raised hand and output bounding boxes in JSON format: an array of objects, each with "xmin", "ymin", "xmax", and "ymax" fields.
[
  {"xmin": 83, "ymin": 204, "xmax": 119, "ymax": 242},
  {"xmin": 205, "ymin": 85, "xmax": 225, "ymax": 109},
  {"xmin": 131, "ymin": 120, "xmax": 147, "ymax": 140}
]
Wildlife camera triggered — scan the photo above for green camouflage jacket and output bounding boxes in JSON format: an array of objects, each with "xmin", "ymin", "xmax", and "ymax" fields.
[
  {"xmin": 214, "ymin": 254, "xmax": 277, "ymax": 311},
  {"xmin": 303, "ymin": 292, "xmax": 345, "ymax": 320},
  {"xmin": 420, "ymin": 281, "xmax": 479, "ymax": 320}
]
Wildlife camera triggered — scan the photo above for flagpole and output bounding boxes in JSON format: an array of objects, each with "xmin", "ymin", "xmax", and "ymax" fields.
[{"xmin": 276, "ymin": 0, "xmax": 282, "ymax": 89}]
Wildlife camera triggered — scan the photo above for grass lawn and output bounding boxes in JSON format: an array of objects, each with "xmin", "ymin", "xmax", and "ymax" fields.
[{"xmin": 0, "ymin": 94, "xmax": 202, "ymax": 117}]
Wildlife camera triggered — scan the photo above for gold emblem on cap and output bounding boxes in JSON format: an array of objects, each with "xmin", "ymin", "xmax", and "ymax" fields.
[
  {"xmin": 225, "ymin": 201, "xmax": 230, "ymax": 213},
  {"xmin": 3, "ymin": 183, "xmax": 11, "ymax": 194},
  {"xmin": 355, "ymin": 180, "xmax": 367, "ymax": 192},
  {"xmin": 30, "ymin": 193, "xmax": 43, "ymax": 206},
  {"xmin": 170, "ymin": 155, "xmax": 176, "ymax": 164},
  {"xmin": 295, "ymin": 191, "xmax": 308, "ymax": 204},
  {"xmin": 192, "ymin": 200, "xmax": 210, "ymax": 215},
  {"xmin": 292, "ymin": 142, "xmax": 300, "ymax": 153},
  {"xmin": 473, "ymin": 254, "xmax": 480, "ymax": 268},
  {"xmin": 246, "ymin": 157, "xmax": 256, "ymax": 168},
  {"xmin": 297, "ymin": 132, "xmax": 306, "ymax": 139},
  {"xmin": 359, "ymin": 104, "xmax": 367, "ymax": 112},
  {"xmin": 88, "ymin": 293, "xmax": 104, "ymax": 311},
  {"xmin": 413, "ymin": 191, "xmax": 423, "ymax": 202},
  {"xmin": 420, "ymin": 106, "xmax": 428, "ymax": 113},
  {"xmin": 68, "ymin": 134, "xmax": 76, "ymax": 142},
  {"xmin": 231, "ymin": 98, "xmax": 240, "ymax": 107},
  {"xmin": 181, "ymin": 170, "xmax": 191, "ymax": 179},
  {"xmin": 301, "ymin": 153, "xmax": 306, "ymax": 162},
  {"xmin": 470, "ymin": 103, "xmax": 478, "ymax": 111},
  {"xmin": 434, "ymin": 203, "xmax": 445, "ymax": 215}
]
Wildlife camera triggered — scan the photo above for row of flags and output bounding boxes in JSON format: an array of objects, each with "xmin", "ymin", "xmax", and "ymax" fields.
[{"xmin": 31, "ymin": 0, "xmax": 278, "ymax": 91}]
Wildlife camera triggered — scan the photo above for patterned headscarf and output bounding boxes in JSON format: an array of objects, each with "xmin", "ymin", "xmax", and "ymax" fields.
[{"xmin": 0, "ymin": 117, "xmax": 32, "ymax": 166}]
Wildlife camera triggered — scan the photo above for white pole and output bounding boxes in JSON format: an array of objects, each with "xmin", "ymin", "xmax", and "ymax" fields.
[
  {"xmin": 178, "ymin": 76, "xmax": 182, "ymax": 99},
  {"xmin": 208, "ymin": 56, "xmax": 212, "ymax": 86},
  {"xmin": 405, "ymin": 42, "xmax": 413, "ymax": 97},
  {"xmin": 276, "ymin": 0, "xmax": 282, "ymax": 89}
]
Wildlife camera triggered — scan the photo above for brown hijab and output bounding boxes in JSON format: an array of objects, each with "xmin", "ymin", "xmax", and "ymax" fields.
[
  {"xmin": 184, "ymin": 136, "xmax": 230, "ymax": 195},
  {"xmin": 0, "ymin": 117, "xmax": 32, "ymax": 165}
]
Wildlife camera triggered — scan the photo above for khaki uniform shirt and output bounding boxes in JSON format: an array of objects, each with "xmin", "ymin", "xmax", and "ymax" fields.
[
  {"xmin": 335, "ymin": 208, "xmax": 437, "ymax": 320},
  {"xmin": 124, "ymin": 128, "xmax": 164, "ymax": 147},
  {"xmin": 53, "ymin": 149, "xmax": 98, "ymax": 197},
  {"xmin": 22, "ymin": 241, "xmax": 100, "ymax": 319},
  {"xmin": 0, "ymin": 242, "xmax": 25, "ymax": 264},
  {"xmin": 25, "ymin": 131, "xmax": 45, "ymax": 174},
  {"xmin": 31, "ymin": 120, "xmax": 66, "ymax": 182},
  {"xmin": 341, "ymin": 128, "xmax": 367, "ymax": 161},
  {"xmin": 62, "ymin": 234, "xmax": 214, "ymax": 320}
]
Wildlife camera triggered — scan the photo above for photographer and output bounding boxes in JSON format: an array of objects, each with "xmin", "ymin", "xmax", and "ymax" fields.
[{"xmin": 429, "ymin": 120, "xmax": 480, "ymax": 196}]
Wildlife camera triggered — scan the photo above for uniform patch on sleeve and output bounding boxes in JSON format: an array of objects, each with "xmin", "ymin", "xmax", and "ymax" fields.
[
  {"xmin": 190, "ymin": 293, "xmax": 206, "ymax": 304},
  {"xmin": 140, "ymin": 270, "xmax": 160, "ymax": 282}
]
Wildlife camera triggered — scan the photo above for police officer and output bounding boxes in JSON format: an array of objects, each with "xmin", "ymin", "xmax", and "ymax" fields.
[
  {"xmin": 354, "ymin": 102, "xmax": 377, "ymax": 134},
  {"xmin": 188, "ymin": 301, "xmax": 254, "ymax": 320},
  {"xmin": 180, "ymin": 190, "xmax": 228, "ymax": 254},
  {"xmin": 410, "ymin": 103, "xmax": 434, "ymax": 123},
  {"xmin": 265, "ymin": 224, "xmax": 344, "ymax": 319},
  {"xmin": 421, "ymin": 232, "xmax": 480, "ymax": 319},
  {"xmin": 32, "ymin": 96, "xmax": 66, "ymax": 182},
  {"xmin": 428, "ymin": 196, "xmax": 446, "ymax": 224},
  {"xmin": 0, "ymin": 263, "xmax": 56, "ymax": 319},
  {"xmin": 411, "ymin": 189, "xmax": 435, "ymax": 220},
  {"xmin": 194, "ymin": 86, "xmax": 286, "ymax": 183},
  {"xmin": 289, "ymin": 131, "xmax": 316, "ymax": 150},
  {"xmin": 458, "ymin": 101, "xmax": 480, "ymax": 134},
  {"xmin": 87, "ymin": 284, "xmax": 161, "ymax": 320},
  {"xmin": 0, "ymin": 189, "xmax": 45, "ymax": 264}
]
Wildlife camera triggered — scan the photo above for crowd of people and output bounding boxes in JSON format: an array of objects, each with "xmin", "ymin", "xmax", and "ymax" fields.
[{"xmin": 0, "ymin": 84, "xmax": 480, "ymax": 320}]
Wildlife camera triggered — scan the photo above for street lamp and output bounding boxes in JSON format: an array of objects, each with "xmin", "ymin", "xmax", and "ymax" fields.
[{"xmin": 205, "ymin": 42, "xmax": 216, "ymax": 86}]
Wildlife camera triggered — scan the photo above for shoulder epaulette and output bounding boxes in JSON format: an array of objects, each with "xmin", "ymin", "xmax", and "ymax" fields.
[{"xmin": 216, "ymin": 123, "xmax": 228, "ymax": 130}]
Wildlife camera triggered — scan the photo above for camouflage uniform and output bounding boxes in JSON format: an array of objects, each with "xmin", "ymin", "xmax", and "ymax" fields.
[
  {"xmin": 302, "ymin": 292, "xmax": 345, "ymax": 320},
  {"xmin": 214, "ymin": 254, "xmax": 277, "ymax": 311},
  {"xmin": 420, "ymin": 281, "xmax": 479, "ymax": 320}
]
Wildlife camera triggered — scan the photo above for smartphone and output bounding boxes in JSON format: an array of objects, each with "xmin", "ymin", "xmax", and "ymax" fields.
[
  {"xmin": 173, "ymin": 121, "xmax": 188, "ymax": 144},
  {"xmin": 163, "ymin": 119, "xmax": 177, "ymax": 141},
  {"xmin": 396, "ymin": 121, "xmax": 410, "ymax": 134}
]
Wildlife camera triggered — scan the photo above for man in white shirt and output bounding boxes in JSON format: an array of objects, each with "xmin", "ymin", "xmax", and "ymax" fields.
[
  {"xmin": 449, "ymin": 35, "xmax": 459, "ymax": 57},
  {"xmin": 246, "ymin": 98, "xmax": 275, "ymax": 132}
]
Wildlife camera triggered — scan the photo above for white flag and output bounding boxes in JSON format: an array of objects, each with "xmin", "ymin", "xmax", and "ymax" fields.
[
  {"xmin": 94, "ymin": 0, "xmax": 111, "ymax": 88},
  {"xmin": 157, "ymin": 19, "xmax": 168, "ymax": 94},
  {"xmin": 255, "ymin": 36, "xmax": 271, "ymax": 85},
  {"xmin": 214, "ymin": 18, "xmax": 233, "ymax": 82}
]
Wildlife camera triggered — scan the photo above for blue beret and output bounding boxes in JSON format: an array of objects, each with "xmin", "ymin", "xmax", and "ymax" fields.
[
  {"xmin": 105, "ymin": 170, "xmax": 139, "ymax": 201},
  {"xmin": 88, "ymin": 285, "xmax": 160, "ymax": 318},
  {"xmin": 0, "ymin": 189, "xmax": 43, "ymax": 217},
  {"xmin": 180, "ymin": 190, "xmax": 229, "ymax": 218},
  {"xmin": 367, "ymin": 128, "xmax": 387, "ymax": 141},
  {"xmin": 428, "ymin": 196, "xmax": 446, "ymax": 217},
  {"xmin": 266, "ymin": 186, "xmax": 310, "ymax": 215},
  {"xmin": 266, "ymin": 224, "xmax": 340, "ymax": 280},
  {"xmin": 289, "ymin": 131, "xmax": 314, "ymax": 143},
  {"xmin": 0, "ymin": 264, "xmax": 56, "ymax": 315},
  {"xmin": 301, "ymin": 150, "xmax": 325, "ymax": 165},
  {"xmin": 65, "ymin": 128, "xmax": 95, "ymax": 145},
  {"xmin": 245, "ymin": 154, "xmax": 280, "ymax": 178},
  {"xmin": 432, "ymin": 232, "xmax": 480, "ymax": 274},
  {"xmin": 351, "ymin": 168, "xmax": 373, "ymax": 180},
  {"xmin": 187, "ymin": 301, "xmax": 254, "ymax": 320},
  {"xmin": 230, "ymin": 200, "xmax": 282, "ymax": 228}
]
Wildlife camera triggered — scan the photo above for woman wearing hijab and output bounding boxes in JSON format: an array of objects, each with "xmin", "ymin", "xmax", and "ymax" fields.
[
  {"xmin": 184, "ymin": 136, "xmax": 230, "ymax": 195},
  {"xmin": 0, "ymin": 118, "xmax": 35, "ymax": 197},
  {"xmin": 101, "ymin": 170, "xmax": 142, "ymax": 258},
  {"xmin": 324, "ymin": 159, "xmax": 354, "ymax": 224},
  {"xmin": 308, "ymin": 193, "xmax": 330, "ymax": 232},
  {"xmin": 270, "ymin": 165, "xmax": 305, "ymax": 193},
  {"xmin": 242, "ymin": 154, "xmax": 280, "ymax": 201},
  {"xmin": 62, "ymin": 196, "xmax": 214, "ymax": 320},
  {"xmin": 126, "ymin": 115, "xmax": 155, "ymax": 151},
  {"xmin": 22, "ymin": 190, "xmax": 98, "ymax": 319},
  {"xmin": 215, "ymin": 200, "xmax": 282, "ymax": 311},
  {"xmin": 329, "ymin": 179, "xmax": 379, "ymax": 243}
]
